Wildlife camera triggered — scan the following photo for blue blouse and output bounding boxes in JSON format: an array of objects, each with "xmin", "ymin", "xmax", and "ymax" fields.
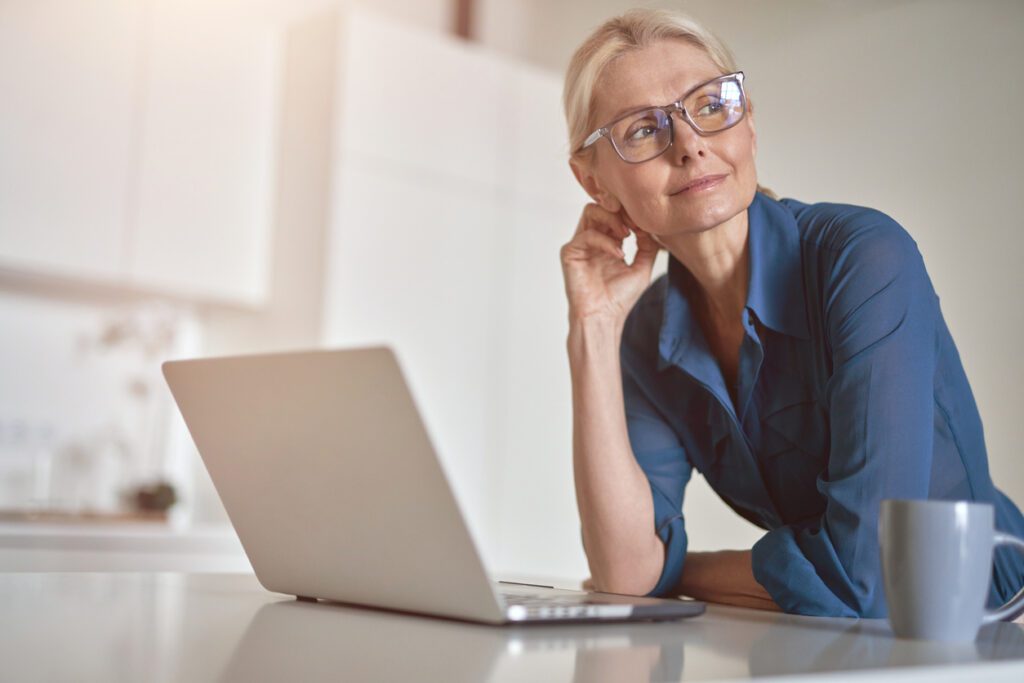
[{"xmin": 620, "ymin": 190, "xmax": 1024, "ymax": 617}]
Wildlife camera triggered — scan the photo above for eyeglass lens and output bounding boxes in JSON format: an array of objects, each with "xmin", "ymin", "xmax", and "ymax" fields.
[{"xmin": 610, "ymin": 75, "xmax": 744, "ymax": 162}]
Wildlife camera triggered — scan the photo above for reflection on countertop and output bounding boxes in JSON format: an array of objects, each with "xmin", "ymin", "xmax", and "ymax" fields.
[{"xmin": 1, "ymin": 573, "xmax": 1023, "ymax": 683}]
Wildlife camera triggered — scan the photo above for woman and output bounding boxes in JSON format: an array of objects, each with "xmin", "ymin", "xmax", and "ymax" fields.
[{"xmin": 559, "ymin": 8, "xmax": 1024, "ymax": 617}]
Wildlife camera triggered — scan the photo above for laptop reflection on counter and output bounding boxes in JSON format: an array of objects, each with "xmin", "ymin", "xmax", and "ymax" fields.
[{"xmin": 220, "ymin": 599, "xmax": 686, "ymax": 683}]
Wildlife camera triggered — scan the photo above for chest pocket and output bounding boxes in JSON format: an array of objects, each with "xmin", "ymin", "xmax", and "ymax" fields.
[
  {"xmin": 754, "ymin": 353, "xmax": 828, "ymax": 456},
  {"xmin": 694, "ymin": 405, "xmax": 781, "ymax": 530},
  {"xmin": 762, "ymin": 396, "xmax": 829, "ymax": 460},
  {"xmin": 760, "ymin": 388, "xmax": 830, "ymax": 521}
]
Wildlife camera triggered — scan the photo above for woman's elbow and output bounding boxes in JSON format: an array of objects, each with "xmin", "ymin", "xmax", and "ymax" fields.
[{"xmin": 589, "ymin": 538, "xmax": 665, "ymax": 596}]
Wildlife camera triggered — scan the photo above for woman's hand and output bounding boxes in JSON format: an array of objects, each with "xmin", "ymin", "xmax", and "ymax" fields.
[
  {"xmin": 559, "ymin": 203, "xmax": 661, "ymax": 326},
  {"xmin": 676, "ymin": 550, "xmax": 781, "ymax": 611}
]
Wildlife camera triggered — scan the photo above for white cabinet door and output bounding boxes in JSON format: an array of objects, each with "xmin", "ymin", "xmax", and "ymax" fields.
[
  {"xmin": 129, "ymin": 1, "xmax": 279, "ymax": 306},
  {"xmin": 338, "ymin": 8, "xmax": 504, "ymax": 190},
  {"xmin": 0, "ymin": 0, "xmax": 140, "ymax": 281}
]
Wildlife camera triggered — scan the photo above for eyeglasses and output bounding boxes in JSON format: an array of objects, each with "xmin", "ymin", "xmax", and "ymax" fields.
[{"xmin": 579, "ymin": 71, "xmax": 747, "ymax": 164}]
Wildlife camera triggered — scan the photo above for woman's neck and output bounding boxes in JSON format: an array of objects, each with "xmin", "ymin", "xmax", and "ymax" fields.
[{"xmin": 661, "ymin": 210, "xmax": 750, "ymax": 323}]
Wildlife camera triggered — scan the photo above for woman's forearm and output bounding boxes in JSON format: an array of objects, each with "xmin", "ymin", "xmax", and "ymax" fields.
[
  {"xmin": 569, "ymin": 315, "xmax": 664, "ymax": 595},
  {"xmin": 675, "ymin": 550, "xmax": 780, "ymax": 611}
]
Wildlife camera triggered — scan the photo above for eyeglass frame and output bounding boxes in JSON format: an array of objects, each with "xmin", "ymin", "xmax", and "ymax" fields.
[{"xmin": 577, "ymin": 71, "xmax": 747, "ymax": 163}]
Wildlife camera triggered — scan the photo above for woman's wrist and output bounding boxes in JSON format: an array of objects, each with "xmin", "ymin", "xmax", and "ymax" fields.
[
  {"xmin": 568, "ymin": 309, "xmax": 625, "ymax": 340},
  {"xmin": 567, "ymin": 313, "xmax": 624, "ymax": 366},
  {"xmin": 676, "ymin": 550, "xmax": 781, "ymax": 611}
]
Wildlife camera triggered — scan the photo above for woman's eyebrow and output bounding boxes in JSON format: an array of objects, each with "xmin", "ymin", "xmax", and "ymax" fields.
[{"xmin": 606, "ymin": 101, "xmax": 655, "ymax": 123}]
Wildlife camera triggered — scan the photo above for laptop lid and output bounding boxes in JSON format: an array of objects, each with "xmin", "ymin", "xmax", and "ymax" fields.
[{"xmin": 163, "ymin": 347, "xmax": 506, "ymax": 623}]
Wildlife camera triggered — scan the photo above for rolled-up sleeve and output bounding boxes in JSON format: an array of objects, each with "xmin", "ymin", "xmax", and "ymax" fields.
[
  {"xmin": 620, "ymin": 358, "xmax": 694, "ymax": 598},
  {"xmin": 752, "ymin": 216, "xmax": 938, "ymax": 617}
]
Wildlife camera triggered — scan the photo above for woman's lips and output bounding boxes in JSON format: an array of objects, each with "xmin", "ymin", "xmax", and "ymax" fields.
[{"xmin": 672, "ymin": 174, "xmax": 726, "ymax": 195}]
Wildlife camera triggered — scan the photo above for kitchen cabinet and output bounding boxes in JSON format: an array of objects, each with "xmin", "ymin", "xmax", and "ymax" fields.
[
  {"xmin": 0, "ymin": 1, "xmax": 278, "ymax": 307},
  {"xmin": 0, "ymin": 0, "xmax": 140, "ymax": 282},
  {"xmin": 129, "ymin": 0, "xmax": 278, "ymax": 306}
]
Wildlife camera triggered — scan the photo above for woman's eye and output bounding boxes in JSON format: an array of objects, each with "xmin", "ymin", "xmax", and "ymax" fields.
[
  {"xmin": 696, "ymin": 100, "xmax": 724, "ymax": 117},
  {"xmin": 627, "ymin": 124, "xmax": 657, "ymax": 141}
]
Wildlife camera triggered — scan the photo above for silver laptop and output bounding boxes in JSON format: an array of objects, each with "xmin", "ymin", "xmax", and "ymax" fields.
[{"xmin": 162, "ymin": 346, "xmax": 705, "ymax": 624}]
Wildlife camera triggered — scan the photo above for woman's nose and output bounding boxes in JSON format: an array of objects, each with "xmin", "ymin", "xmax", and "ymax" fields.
[{"xmin": 669, "ymin": 109, "xmax": 708, "ymax": 163}]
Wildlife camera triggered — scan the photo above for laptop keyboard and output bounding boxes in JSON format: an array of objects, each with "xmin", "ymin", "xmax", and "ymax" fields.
[
  {"xmin": 498, "ymin": 590, "xmax": 633, "ymax": 621},
  {"xmin": 500, "ymin": 591, "xmax": 602, "ymax": 607}
]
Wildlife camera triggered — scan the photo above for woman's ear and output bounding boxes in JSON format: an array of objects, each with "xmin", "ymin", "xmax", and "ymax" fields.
[{"xmin": 568, "ymin": 158, "xmax": 622, "ymax": 212}]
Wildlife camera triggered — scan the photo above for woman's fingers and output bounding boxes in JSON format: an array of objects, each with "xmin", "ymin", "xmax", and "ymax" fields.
[
  {"xmin": 580, "ymin": 205, "xmax": 661, "ymax": 259},
  {"xmin": 619, "ymin": 209, "xmax": 639, "ymax": 231},
  {"xmin": 626, "ymin": 227, "xmax": 660, "ymax": 271},
  {"xmin": 565, "ymin": 203, "xmax": 665, "ymax": 272},
  {"xmin": 568, "ymin": 227, "xmax": 624, "ymax": 260},
  {"xmin": 576, "ymin": 203, "xmax": 630, "ymax": 240},
  {"xmin": 633, "ymin": 226, "xmax": 660, "ymax": 252}
]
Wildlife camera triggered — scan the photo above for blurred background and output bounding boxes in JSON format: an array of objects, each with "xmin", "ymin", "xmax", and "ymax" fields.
[{"xmin": 1, "ymin": 0, "xmax": 1022, "ymax": 581}]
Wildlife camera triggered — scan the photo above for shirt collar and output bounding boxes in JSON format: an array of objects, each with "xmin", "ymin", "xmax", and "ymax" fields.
[
  {"xmin": 744, "ymin": 190, "xmax": 810, "ymax": 341},
  {"xmin": 657, "ymin": 191, "xmax": 809, "ymax": 373}
]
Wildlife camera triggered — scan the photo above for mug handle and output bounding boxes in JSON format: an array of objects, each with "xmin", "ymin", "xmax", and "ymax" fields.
[{"xmin": 981, "ymin": 531, "xmax": 1024, "ymax": 624}]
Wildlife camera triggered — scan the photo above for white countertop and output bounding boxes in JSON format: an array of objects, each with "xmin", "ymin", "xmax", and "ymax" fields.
[
  {"xmin": 0, "ymin": 523, "xmax": 251, "ymax": 571},
  {"xmin": 2, "ymin": 572, "xmax": 1023, "ymax": 682}
]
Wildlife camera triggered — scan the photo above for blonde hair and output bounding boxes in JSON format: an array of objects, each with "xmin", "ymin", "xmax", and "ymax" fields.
[{"xmin": 562, "ymin": 8, "xmax": 777, "ymax": 200}]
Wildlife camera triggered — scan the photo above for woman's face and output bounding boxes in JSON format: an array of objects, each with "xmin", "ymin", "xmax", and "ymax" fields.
[{"xmin": 571, "ymin": 39, "xmax": 759, "ymax": 238}]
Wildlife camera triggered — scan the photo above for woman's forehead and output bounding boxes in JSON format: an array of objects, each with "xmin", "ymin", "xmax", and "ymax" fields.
[{"xmin": 592, "ymin": 39, "xmax": 721, "ymax": 124}]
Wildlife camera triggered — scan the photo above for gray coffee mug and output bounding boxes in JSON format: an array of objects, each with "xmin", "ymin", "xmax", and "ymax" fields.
[{"xmin": 879, "ymin": 499, "xmax": 1024, "ymax": 641}]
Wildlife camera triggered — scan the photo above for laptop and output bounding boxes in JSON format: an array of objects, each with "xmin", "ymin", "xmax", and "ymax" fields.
[{"xmin": 162, "ymin": 346, "xmax": 705, "ymax": 624}]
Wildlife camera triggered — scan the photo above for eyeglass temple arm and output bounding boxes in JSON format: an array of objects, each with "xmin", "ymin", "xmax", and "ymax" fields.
[{"xmin": 581, "ymin": 127, "xmax": 607, "ymax": 150}]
